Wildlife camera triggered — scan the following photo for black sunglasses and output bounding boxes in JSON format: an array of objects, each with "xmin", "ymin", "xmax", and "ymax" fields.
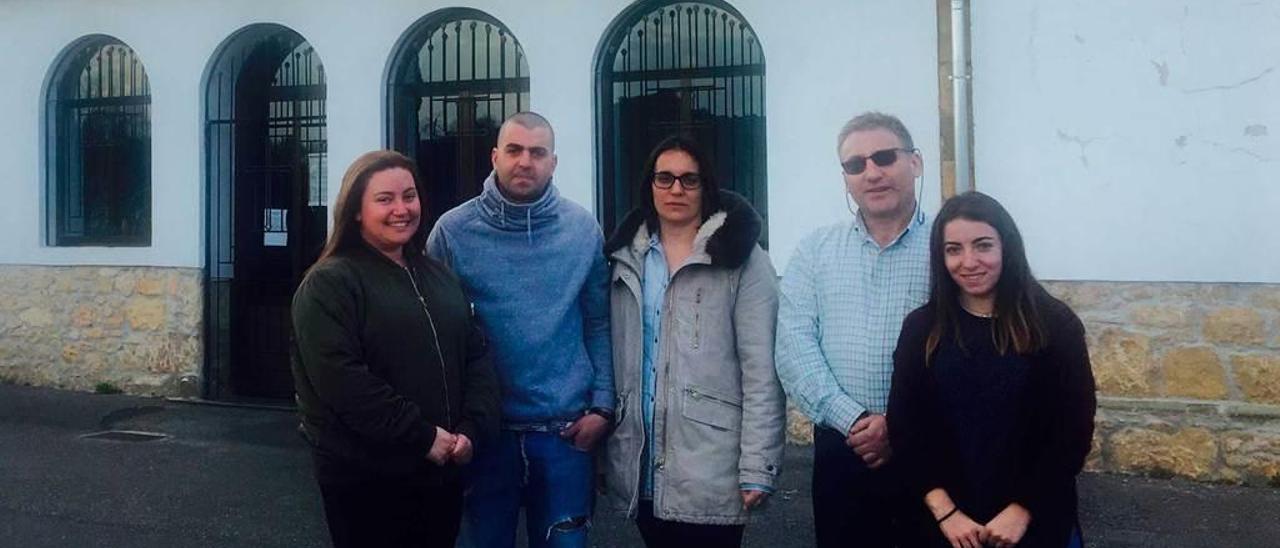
[
  {"xmin": 841, "ymin": 147, "xmax": 917, "ymax": 175},
  {"xmin": 653, "ymin": 171, "xmax": 703, "ymax": 190}
]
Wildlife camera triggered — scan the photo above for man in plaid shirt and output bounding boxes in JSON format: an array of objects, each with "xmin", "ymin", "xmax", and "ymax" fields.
[{"xmin": 776, "ymin": 112, "xmax": 931, "ymax": 548}]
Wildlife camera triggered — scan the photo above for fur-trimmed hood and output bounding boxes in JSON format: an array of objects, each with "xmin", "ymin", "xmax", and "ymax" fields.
[{"xmin": 605, "ymin": 190, "xmax": 763, "ymax": 270}]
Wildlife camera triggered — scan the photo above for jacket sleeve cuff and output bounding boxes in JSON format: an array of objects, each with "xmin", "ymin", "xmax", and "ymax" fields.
[
  {"xmin": 414, "ymin": 421, "xmax": 438, "ymax": 459},
  {"xmin": 591, "ymin": 389, "xmax": 616, "ymax": 412},
  {"xmin": 739, "ymin": 456, "xmax": 781, "ymax": 489},
  {"xmin": 826, "ymin": 398, "xmax": 867, "ymax": 436},
  {"xmin": 739, "ymin": 483, "xmax": 775, "ymax": 494}
]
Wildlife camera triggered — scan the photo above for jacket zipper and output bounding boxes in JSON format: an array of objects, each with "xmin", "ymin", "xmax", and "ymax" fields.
[
  {"xmin": 692, "ymin": 287, "xmax": 702, "ymax": 349},
  {"xmin": 403, "ymin": 265, "xmax": 453, "ymax": 428}
]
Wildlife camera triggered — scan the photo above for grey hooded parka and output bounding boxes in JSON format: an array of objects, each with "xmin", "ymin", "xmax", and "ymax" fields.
[{"xmin": 600, "ymin": 190, "xmax": 786, "ymax": 525}]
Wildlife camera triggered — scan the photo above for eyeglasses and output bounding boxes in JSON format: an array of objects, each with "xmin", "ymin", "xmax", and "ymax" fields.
[
  {"xmin": 653, "ymin": 171, "xmax": 703, "ymax": 190},
  {"xmin": 840, "ymin": 147, "xmax": 917, "ymax": 175}
]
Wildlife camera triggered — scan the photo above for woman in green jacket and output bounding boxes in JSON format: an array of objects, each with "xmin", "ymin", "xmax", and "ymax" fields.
[{"xmin": 290, "ymin": 150, "xmax": 499, "ymax": 548}]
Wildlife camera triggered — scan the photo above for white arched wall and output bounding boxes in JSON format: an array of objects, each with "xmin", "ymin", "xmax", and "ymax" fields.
[{"xmin": 0, "ymin": 0, "xmax": 941, "ymax": 273}]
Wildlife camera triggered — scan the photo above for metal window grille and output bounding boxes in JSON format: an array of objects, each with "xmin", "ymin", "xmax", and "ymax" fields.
[
  {"xmin": 595, "ymin": 1, "xmax": 767, "ymax": 243},
  {"xmin": 45, "ymin": 37, "xmax": 151, "ymax": 246},
  {"xmin": 387, "ymin": 8, "xmax": 530, "ymax": 226}
]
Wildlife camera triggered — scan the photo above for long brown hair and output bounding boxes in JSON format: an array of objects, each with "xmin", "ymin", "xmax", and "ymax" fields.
[
  {"xmin": 313, "ymin": 150, "xmax": 427, "ymax": 268},
  {"xmin": 925, "ymin": 192, "xmax": 1048, "ymax": 364}
]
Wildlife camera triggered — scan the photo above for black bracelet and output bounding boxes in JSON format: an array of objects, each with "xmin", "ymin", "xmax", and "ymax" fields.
[
  {"xmin": 587, "ymin": 407, "xmax": 616, "ymax": 423},
  {"xmin": 936, "ymin": 507, "xmax": 959, "ymax": 524}
]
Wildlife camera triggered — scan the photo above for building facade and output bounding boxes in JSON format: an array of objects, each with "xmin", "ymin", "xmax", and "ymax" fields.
[{"xmin": 0, "ymin": 0, "xmax": 1276, "ymax": 484}]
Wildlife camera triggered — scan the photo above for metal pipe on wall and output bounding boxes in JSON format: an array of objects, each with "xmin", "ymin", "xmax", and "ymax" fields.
[{"xmin": 951, "ymin": 0, "xmax": 974, "ymax": 194}]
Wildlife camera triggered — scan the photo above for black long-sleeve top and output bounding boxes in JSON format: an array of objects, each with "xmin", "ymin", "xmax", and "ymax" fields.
[
  {"xmin": 291, "ymin": 243, "xmax": 500, "ymax": 485},
  {"xmin": 888, "ymin": 292, "xmax": 1096, "ymax": 547}
]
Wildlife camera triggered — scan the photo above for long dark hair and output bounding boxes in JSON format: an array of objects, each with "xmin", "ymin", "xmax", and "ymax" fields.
[
  {"xmin": 313, "ymin": 150, "xmax": 428, "ymax": 267},
  {"xmin": 636, "ymin": 135, "xmax": 723, "ymax": 232},
  {"xmin": 925, "ymin": 191, "xmax": 1048, "ymax": 363}
]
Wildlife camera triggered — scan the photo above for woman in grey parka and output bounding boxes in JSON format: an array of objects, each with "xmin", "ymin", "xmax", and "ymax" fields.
[{"xmin": 601, "ymin": 136, "xmax": 786, "ymax": 547}]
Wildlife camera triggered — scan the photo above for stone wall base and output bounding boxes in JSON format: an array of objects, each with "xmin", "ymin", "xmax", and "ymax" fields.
[
  {"xmin": 1093, "ymin": 397, "xmax": 1280, "ymax": 486},
  {"xmin": 783, "ymin": 280, "xmax": 1280, "ymax": 488},
  {"xmin": 0, "ymin": 265, "xmax": 201, "ymax": 396}
]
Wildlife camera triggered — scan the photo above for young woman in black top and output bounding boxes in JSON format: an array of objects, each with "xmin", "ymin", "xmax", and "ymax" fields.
[
  {"xmin": 291, "ymin": 151, "xmax": 499, "ymax": 548},
  {"xmin": 888, "ymin": 192, "xmax": 1096, "ymax": 548}
]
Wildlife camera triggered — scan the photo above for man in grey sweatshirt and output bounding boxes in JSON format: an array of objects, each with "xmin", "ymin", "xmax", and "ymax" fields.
[{"xmin": 427, "ymin": 112, "xmax": 614, "ymax": 548}]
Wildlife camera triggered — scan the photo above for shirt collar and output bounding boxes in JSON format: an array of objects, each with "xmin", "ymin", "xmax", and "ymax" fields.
[
  {"xmin": 852, "ymin": 206, "xmax": 929, "ymax": 249},
  {"xmin": 647, "ymin": 231, "xmax": 663, "ymax": 251}
]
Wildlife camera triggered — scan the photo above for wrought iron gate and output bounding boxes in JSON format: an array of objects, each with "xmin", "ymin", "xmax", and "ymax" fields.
[
  {"xmin": 596, "ymin": 0, "xmax": 767, "ymax": 242},
  {"xmin": 205, "ymin": 25, "xmax": 327, "ymax": 401},
  {"xmin": 387, "ymin": 8, "xmax": 530, "ymax": 226}
]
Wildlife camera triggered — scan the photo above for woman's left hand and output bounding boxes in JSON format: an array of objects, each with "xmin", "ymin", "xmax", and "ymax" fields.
[
  {"xmin": 984, "ymin": 503, "xmax": 1030, "ymax": 548},
  {"xmin": 741, "ymin": 490, "xmax": 768, "ymax": 510},
  {"xmin": 450, "ymin": 433, "xmax": 474, "ymax": 464}
]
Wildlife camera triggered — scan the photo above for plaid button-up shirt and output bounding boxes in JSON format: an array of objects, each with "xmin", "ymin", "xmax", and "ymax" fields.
[{"xmin": 776, "ymin": 212, "xmax": 932, "ymax": 435}]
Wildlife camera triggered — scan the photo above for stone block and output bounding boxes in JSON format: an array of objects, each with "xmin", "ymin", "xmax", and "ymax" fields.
[
  {"xmin": 61, "ymin": 343, "xmax": 82, "ymax": 363},
  {"xmin": 135, "ymin": 276, "xmax": 166, "ymax": 296},
  {"xmin": 1044, "ymin": 281, "xmax": 1111, "ymax": 311},
  {"xmin": 1232, "ymin": 355, "xmax": 1280, "ymax": 405},
  {"xmin": 70, "ymin": 305, "xmax": 95, "ymax": 328},
  {"xmin": 1160, "ymin": 347, "xmax": 1227, "ymax": 400},
  {"xmin": 1109, "ymin": 427, "xmax": 1218, "ymax": 480},
  {"xmin": 1203, "ymin": 308, "xmax": 1266, "ymax": 345},
  {"xmin": 1085, "ymin": 428, "xmax": 1104, "ymax": 472},
  {"xmin": 1221, "ymin": 432, "xmax": 1280, "ymax": 485},
  {"xmin": 1129, "ymin": 305, "xmax": 1190, "ymax": 329},
  {"xmin": 1091, "ymin": 329, "xmax": 1156, "ymax": 396},
  {"xmin": 786, "ymin": 405, "xmax": 814, "ymax": 446},
  {"xmin": 18, "ymin": 308, "xmax": 54, "ymax": 328},
  {"xmin": 1121, "ymin": 283, "xmax": 1158, "ymax": 301},
  {"xmin": 113, "ymin": 271, "xmax": 139, "ymax": 294},
  {"xmin": 101, "ymin": 310, "xmax": 125, "ymax": 329},
  {"xmin": 1254, "ymin": 287, "xmax": 1280, "ymax": 312},
  {"xmin": 125, "ymin": 298, "xmax": 167, "ymax": 331}
]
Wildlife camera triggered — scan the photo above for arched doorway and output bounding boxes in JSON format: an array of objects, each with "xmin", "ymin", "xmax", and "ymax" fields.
[
  {"xmin": 203, "ymin": 24, "xmax": 327, "ymax": 401},
  {"xmin": 386, "ymin": 8, "xmax": 530, "ymax": 226},
  {"xmin": 594, "ymin": 0, "xmax": 767, "ymax": 242}
]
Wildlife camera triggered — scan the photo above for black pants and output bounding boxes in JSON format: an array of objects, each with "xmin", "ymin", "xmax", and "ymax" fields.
[
  {"xmin": 812, "ymin": 427, "xmax": 904, "ymax": 548},
  {"xmin": 636, "ymin": 500, "xmax": 745, "ymax": 548},
  {"xmin": 318, "ymin": 476, "xmax": 462, "ymax": 548}
]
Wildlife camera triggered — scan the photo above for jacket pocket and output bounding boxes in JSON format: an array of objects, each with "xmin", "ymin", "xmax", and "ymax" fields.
[{"xmin": 681, "ymin": 385, "xmax": 742, "ymax": 432}]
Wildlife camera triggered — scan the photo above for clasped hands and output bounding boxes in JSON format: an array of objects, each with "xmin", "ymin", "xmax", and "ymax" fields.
[
  {"xmin": 937, "ymin": 503, "xmax": 1030, "ymax": 548},
  {"xmin": 425, "ymin": 427, "xmax": 474, "ymax": 465},
  {"xmin": 846, "ymin": 412, "xmax": 891, "ymax": 469}
]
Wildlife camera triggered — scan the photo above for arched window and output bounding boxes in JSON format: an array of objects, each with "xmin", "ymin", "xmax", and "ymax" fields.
[
  {"xmin": 203, "ymin": 24, "xmax": 327, "ymax": 400},
  {"xmin": 386, "ymin": 8, "xmax": 530, "ymax": 224},
  {"xmin": 45, "ymin": 36, "xmax": 151, "ymax": 246},
  {"xmin": 595, "ymin": 0, "xmax": 767, "ymax": 242}
]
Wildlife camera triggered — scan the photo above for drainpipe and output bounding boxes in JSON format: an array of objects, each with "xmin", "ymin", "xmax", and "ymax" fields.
[{"xmin": 951, "ymin": 0, "xmax": 974, "ymax": 193}]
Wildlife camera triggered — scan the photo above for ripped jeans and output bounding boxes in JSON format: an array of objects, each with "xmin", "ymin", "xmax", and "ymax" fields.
[{"xmin": 458, "ymin": 429, "xmax": 593, "ymax": 548}]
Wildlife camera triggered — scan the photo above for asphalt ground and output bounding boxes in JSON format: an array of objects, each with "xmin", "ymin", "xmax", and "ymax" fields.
[{"xmin": 1, "ymin": 382, "xmax": 1277, "ymax": 547}]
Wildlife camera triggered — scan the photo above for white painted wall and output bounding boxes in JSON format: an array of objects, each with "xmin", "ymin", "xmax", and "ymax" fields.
[
  {"xmin": 972, "ymin": 0, "xmax": 1280, "ymax": 283},
  {"xmin": 0, "ymin": 0, "xmax": 940, "ymax": 271}
]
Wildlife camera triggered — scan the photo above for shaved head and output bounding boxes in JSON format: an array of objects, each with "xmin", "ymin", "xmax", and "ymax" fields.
[{"xmin": 499, "ymin": 111, "xmax": 555, "ymax": 151}]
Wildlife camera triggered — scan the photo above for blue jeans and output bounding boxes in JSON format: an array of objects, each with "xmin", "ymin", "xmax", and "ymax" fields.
[{"xmin": 459, "ymin": 429, "xmax": 593, "ymax": 548}]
